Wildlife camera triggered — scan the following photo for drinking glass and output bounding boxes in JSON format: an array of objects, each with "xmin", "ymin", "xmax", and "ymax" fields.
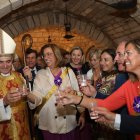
[
  {"xmin": 88, "ymin": 102, "xmax": 98, "ymax": 119},
  {"xmin": 80, "ymin": 74, "xmax": 87, "ymax": 87},
  {"xmin": 18, "ymin": 84, "xmax": 29, "ymax": 102},
  {"xmin": 55, "ymin": 85, "xmax": 64, "ymax": 106}
]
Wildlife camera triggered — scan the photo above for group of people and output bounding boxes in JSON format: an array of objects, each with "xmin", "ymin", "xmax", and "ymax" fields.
[
  {"xmin": 0, "ymin": 28, "xmax": 140, "ymax": 140},
  {"xmin": 0, "ymin": 29, "xmax": 88, "ymax": 140},
  {"xmin": 58, "ymin": 40, "xmax": 140, "ymax": 140}
]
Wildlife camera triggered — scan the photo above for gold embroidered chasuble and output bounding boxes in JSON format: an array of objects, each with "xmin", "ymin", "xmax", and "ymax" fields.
[{"xmin": 0, "ymin": 71, "xmax": 31, "ymax": 140}]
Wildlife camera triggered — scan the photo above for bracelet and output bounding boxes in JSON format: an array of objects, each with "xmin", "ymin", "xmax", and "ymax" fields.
[{"xmin": 75, "ymin": 95, "xmax": 83, "ymax": 106}]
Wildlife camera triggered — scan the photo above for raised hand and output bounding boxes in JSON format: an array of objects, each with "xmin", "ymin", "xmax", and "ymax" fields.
[
  {"xmin": 23, "ymin": 66, "xmax": 32, "ymax": 81},
  {"xmin": 18, "ymin": 84, "xmax": 29, "ymax": 97},
  {"xmin": 80, "ymin": 82, "xmax": 96, "ymax": 97},
  {"xmin": 3, "ymin": 88, "xmax": 22, "ymax": 106},
  {"xmin": 90, "ymin": 107, "xmax": 116, "ymax": 126},
  {"xmin": 56, "ymin": 87, "xmax": 80, "ymax": 105}
]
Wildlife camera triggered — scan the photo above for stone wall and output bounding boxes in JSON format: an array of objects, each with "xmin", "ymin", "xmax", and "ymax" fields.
[{"xmin": 14, "ymin": 27, "xmax": 98, "ymax": 60}]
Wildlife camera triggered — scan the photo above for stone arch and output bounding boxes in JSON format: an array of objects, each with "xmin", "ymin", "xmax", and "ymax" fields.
[{"xmin": 1, "ymin": 10, "xmax": 115, "ymax": 49}]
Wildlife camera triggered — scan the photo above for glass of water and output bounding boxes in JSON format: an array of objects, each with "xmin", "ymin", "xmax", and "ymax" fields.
[
  {"xmin": 80, "ymin": 74, "xmax": 87, "ymax": 87},
  {"xmin": 88, "ymin": 102, "xmax": 98, "ymax": 119}
]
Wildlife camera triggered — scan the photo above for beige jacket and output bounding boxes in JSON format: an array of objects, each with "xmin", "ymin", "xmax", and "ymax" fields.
[{"xmin": 29, "ymin": 67, "xmax": 82, "ymax": 134}]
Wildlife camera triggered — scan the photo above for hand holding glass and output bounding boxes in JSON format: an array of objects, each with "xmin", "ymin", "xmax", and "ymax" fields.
[
  {"xmin": 18, "ymin": 84, "xmax": 29, "ymax": 97},
  {"xmin": 89, "ymin": 102, "xmax": 99, "ymax": 119},
  {"xmin": 55, "ymin": 86, "xmax": 65, "ymax": 106},
  {"xmin": 6, "ymin": 87, "xmax": 22, "ymax": 104},
  {"xmin": 80, "ymin": 74, "xmax": 87, "ymax": 87}
]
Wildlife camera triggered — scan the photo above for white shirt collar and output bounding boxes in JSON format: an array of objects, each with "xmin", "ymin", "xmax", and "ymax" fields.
[
  {"xmin": 0, "ymin": 73, "xmax": 10, "ymax": 76},
  {"xmin": 31, "ymin": 67, "xmax": 37, "ymax": 74}
]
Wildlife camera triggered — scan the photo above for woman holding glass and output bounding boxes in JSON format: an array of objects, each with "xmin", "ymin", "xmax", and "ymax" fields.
[
  {"xmin": 66, "ymin": 46, "xmax": 93, "ymax": 140},
  {"xmin": 28, "ymin": 44, "xmax": 84, "ymax": 140},
  {"xmin": 86, "ymin": 48, "xmax": 102, "ymax": 87},
  {"xmin": 85, "ymin": 48, "xmax": 128, "ymax": 139}
]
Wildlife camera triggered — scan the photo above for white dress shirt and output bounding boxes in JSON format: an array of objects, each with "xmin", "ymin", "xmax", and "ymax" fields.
[
  {"xmin": 0, "ymin": 99, "xmax": 11, "ymax": 122},
  {"xmin": 114, "ymin": 114, "xmax": 121, "ymax": 130}
]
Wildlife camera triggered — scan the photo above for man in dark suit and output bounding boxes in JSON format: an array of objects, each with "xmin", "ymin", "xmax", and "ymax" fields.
[
  {"xmin": 18, "ymin": 48, "xmax": 41, "ymax": 90},
  {"xmin": 121, "ymin": 115, "xmax": 140, "ymax": 134}
]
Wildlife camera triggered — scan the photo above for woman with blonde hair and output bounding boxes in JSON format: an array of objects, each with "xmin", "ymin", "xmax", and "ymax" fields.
[
  {"xmin": 66, "ymin": 46, "xmax": 90, "ymax": 76},
  {"xmin": 86, "ymin": 48, "xmax": 102, "ymax": 87},
  {"xmin": 66, "ymin": 46, "xmax": 92, "ymax": 140}
]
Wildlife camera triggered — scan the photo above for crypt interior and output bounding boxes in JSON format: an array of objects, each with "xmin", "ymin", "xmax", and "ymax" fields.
[{"xmin": 0, "ymin": 0, "xmax": 140, "ymax": 59}]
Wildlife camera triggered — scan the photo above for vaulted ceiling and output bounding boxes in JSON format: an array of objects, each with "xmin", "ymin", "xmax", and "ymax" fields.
[{"xmin": 0, "ymin": 0, "xmax": 140, "ymax": 50}]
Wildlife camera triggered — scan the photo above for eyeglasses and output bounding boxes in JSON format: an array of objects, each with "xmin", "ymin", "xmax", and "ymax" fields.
[{"xmin": 43, "ymin": 53, "xmax": 54, "ymax": 57}]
